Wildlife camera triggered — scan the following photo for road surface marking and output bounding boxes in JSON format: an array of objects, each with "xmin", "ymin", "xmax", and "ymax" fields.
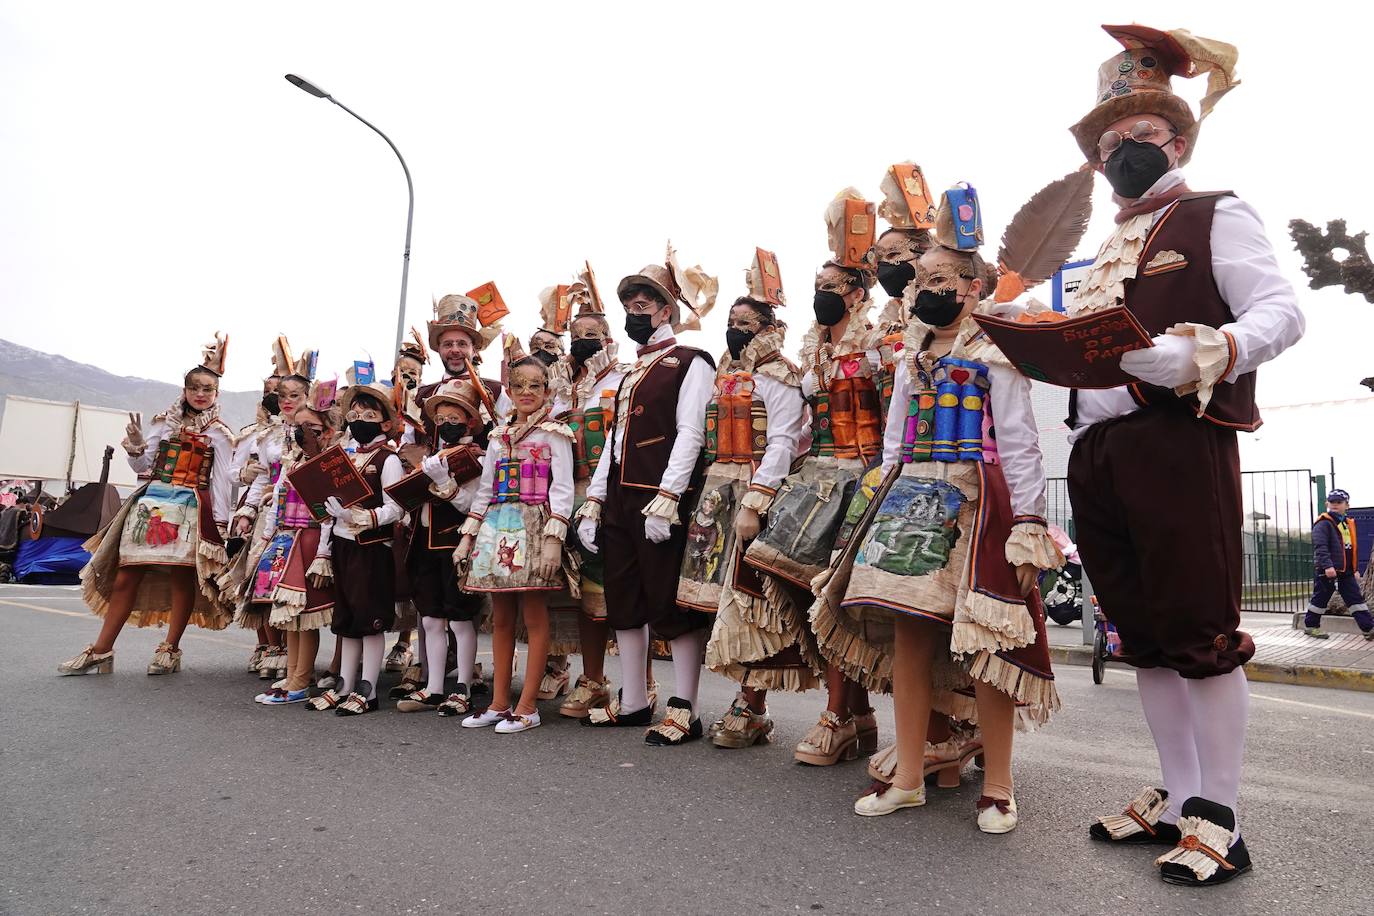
[
  {"xmin": 1249, "ymin": 691, "xmax": 1374, "ymax": 721},
  {"xmin": 0, "ymin": 598, "xmax": 251, "ymax": 648}
]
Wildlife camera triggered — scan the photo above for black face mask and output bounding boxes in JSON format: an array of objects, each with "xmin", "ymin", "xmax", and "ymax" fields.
[
  {"xmin": 261, "ymin": 392, "xmax": 281, "ymax": 416},
  {"xmin": 1103, "ymin": 139, "xmax": 1171, "ymax": 200},
  {"xmin": 403, "ymin": 376, "xmax": 418, "ymax": 390},
  {"xmin": 437, "ymin": 422, "xmax": 468, "ymax": 444},
  {"xmin": 624, "ymin": 313, "xmax": 657, "ymax": 346},
  {"xmin": 726, "ymin": 328, "xmax": 756, "ymax": 361},
  {"xmin": 876, "ymin": 261, "xmax": 916, "ymax": 300},
  {"xmin": 293, "ymin": 426, "xmax": 323, "ymax": 456},
  {"xmin": 532, "ymin": 349, "xmax": 559, "ymax": 367},
  {"xmin": 813, "ymin": 290, "xmax": 847, "ymax": 326},
  {"xmin": 570, "ymin": 338, "xmax": 603, "ymax": 366},
  {"xmin": 348, "ymin": 419, "xmax": 383, "ymax": 443},
  {"xmin": 912, "ymin": 288, "xmax": 965, "ymax": 328}
]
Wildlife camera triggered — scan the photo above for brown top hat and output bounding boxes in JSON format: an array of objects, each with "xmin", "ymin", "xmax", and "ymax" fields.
[
  {"xmin": 1069, "ymin": 24, "xmax": 1238, "ymax": 166},
  {"xmin": 617, "ymin": 243, "xmax": 718, "ymax": 334},
  {"xmin": 421, "ymin": 377, "xmax": 484, "ymax": 423},
  {"xmin": 428, "ymin": 294, "xmax": 502, "ymax": 352}
]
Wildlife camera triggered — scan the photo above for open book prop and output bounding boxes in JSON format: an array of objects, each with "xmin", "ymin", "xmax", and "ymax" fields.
[
  {"xmin": 384, "ymin": 445, "xmax": 483, "ymax": 513},
  {"xmin": 972, "ymin": 307, "xmax": 1153, "ymax": 389},
  {"xmin": 285, "ymin": 445, "xmax": 372, "ymax": 522}
]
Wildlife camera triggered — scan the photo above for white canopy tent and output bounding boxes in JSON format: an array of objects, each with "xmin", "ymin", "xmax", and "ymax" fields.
[{"xmin": 0, "ymin": 396, "xmax": 139, "ymax": 488}]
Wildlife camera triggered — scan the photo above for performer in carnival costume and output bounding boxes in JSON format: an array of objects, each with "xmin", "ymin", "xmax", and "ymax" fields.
[
  {"xmin": 742, "ymin": 190, "xmax": 891, "ymax": 765},
  {"xmin": 543, "ymin": 268, "xmax": 649, "ymax": 716},
  {"xmin": 697, "ymin": 251, "xmax": 809, "ymax": 748},
  {"xmin": 228, "ymin": 338, "xmax": 318, "ymax": 682},
  {"xmin": 60, "ymin": 334, "xmax": 236, "ymax": 676},
  {"xmin": 231, "ymin": 367, "xmax": 284, "ymax": 674},
  {"xmin": 307, "ymin": 382, "xmax": 405, "ymax": 716},
  {"xmin": 455, "ymin": 355, "xmax": 575, "ymax": 734},
  {"xmin": 812, "ymin": 187, "xmax": 1062, "ymax": 833},
  {"xmin": 393, "ymin": 377, "xmax": 489, "ymax": 716},
  {"xmin": 1063, "ymin": 25, "xmax": 1302, "ymax": 884},
  {"xmin": 254, "ymin": 384, "xmax": 343, "ymax": 705},
  {"xmin": 385, "ymin": 328, "xmax": 432, "ymax": 675},
  {"xmin": 576, "ymin": 245, "xmax": 719, "ymax": 745}
]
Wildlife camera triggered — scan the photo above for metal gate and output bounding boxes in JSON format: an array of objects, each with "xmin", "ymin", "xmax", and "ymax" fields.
[{"xmin": 1045, "ymin": 468, "xmax": 1319, "ymax": 615}]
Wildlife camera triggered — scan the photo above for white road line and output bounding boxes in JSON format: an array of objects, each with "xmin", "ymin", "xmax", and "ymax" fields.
[
  {"xmin": 1248, "ymin": 691, "xmax": 1374, "ymax": 721},
  {"xmin": 0, "ymin": 598, "xmax": 252, "ymax": 648}
]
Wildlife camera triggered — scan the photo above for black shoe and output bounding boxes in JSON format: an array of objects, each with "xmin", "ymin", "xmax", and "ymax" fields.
[
  {"xmin": 580, "ymin": 690, "xmax": 654, "ymax": 728},
  {"xmin": 644, "ymin": 697, "xmax": 703, "ymax": 746},
  {"xmin": 335, "ymin": 680, "xmax": 380, "ymax": 716},
  {"xmin": 1157, "ymin": 797, "xmax": 1253, "ymax": 887},
  {"xmin": 1089, "ymin": 788, "xmax": 1182, "ymax": 845}
]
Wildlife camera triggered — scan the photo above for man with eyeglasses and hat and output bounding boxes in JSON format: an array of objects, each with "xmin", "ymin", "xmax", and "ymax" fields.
[
  {"xmin": 1303, "ymin": 489, "xmax": 1373, "ymax": 640},
  {"xmin": 1060, "ymin": 25, "xmax": 1305, "ymax": 887}
]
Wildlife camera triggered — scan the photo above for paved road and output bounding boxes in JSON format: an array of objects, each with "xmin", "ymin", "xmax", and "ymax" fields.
[{"xmin": 2, "ymin": 584, "xmax": 1372, "ymax": 915}]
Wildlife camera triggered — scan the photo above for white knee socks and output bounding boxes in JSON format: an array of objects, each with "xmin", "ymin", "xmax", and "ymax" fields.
[
  {"xmin": 422, "ymin": 616, "xmax": 448, "ymax": 694},
  {"xmin": 360, "ymin": 633, "xmax": 384, "ymax": 699},
  {"xmin": 1135, "ymin": 667, "xmax": 1200, "ymax": 825},
  {"xmin": 450, "ymin": 620, "xmax": 477, "ymax": 690},
  {"xmin": 669, "ymin": 630, "xmax": 707, "ymax": 712},
  {"xmin": 1187, "ymin": 666, "xmax": 1249, "ymax": 841},
  {"xmin": 615, "ymin": 625, "xmax": 650, "ymax": 712},
  {"xmin": 339, "ymin": 637, "xmax": 362, "ymax": 697}
]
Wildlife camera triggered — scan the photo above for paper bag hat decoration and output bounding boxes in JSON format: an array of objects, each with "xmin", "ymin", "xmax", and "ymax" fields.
[
  {"xmin": 397, "ymin": 327, "xmax": 428, "ymax": 365},
  {"xmin": 199, "ymin": 332, "xmax": 229, "ymax": 377},
  {"xmin": 746, "ymin": 248, "xmax": 785, "ymax": 306},
  {"xmin": 537, "ymin": 284, "xmax": 573, "ymax": 336},
  {"xmin": 308, "ymin": 378, "xmax": 338, "ymax": 412},
  {"xmin": 271, "ymin": 335, "xmax": 295, "ymax": 378},
  {"xmin": 824, "ymin": 188, "xmax": 877, "ymax": 270},
  {"xmin": 467, "ymin": 282, "xmax": 510, "ymax": 328},
  {"xmin": 934, "ymin": 183, "xmax": 984, "ymax": 251},
  {"xmin": 878, "ymin": 163, "xmax": 937, "ymax": 230},
  {"xmin": 617, "ymin": 242, "xmax": 719, "ymax": 334},
  {"xmin": 345, "ymin": 359, "xmax": 375, "ymax": 388},
  {"xmin": 429, "ymin": 293, "xmax": 502, "ymax": 352}
]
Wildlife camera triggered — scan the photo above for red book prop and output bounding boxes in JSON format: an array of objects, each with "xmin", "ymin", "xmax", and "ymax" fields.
[
  {"xmin": 384, "ymin": 445, "xmax": 483, "ymax": 513},
  {"xmin": 971, "ymin": 307, "xmax": 1154, "ymax": 389},
  {"xmin": 286, "ymin": 445, "xmax": 372, "ymax": 522}
]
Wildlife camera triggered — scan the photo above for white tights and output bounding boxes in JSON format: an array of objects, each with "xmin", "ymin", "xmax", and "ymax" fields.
[
  {"xmin": 421, "ymin": 616, "xmax": 477, "ymax": 694},
  {"xmin": 614, "ymin": 625, "xmax": 650, "ymax": 712}
]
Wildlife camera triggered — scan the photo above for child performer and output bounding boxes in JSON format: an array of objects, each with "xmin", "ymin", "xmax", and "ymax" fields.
[
  {"xmin": 60, "ymin": 334, "xmax": 235, "ymax": 676},
  {"xmin": 455, "ymin": 356, "xmax": 575, "ymax": 734}
]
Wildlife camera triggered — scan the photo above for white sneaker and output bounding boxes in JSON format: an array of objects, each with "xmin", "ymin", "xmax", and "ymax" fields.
[
  {"xmin": 461, "ymin": 707, "xmax": 510, "ymax": 729},
  {"xmin": 854, "ymin": 784, "xmax": 926, "ymax": 817},
  {"xmin": 976, "ymin": 796, "xmax": 1018, "ymax": 834},
  {"xmin": 495, "ymin": 711, "xmax": 541, "ymax": 734}
]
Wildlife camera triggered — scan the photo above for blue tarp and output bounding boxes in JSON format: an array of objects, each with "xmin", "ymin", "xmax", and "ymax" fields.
[{"xmin": 15, "ymin": 536, "xmax": 90, "ymax": 584}]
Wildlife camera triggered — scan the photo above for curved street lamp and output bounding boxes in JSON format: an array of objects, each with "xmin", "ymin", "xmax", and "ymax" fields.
[{"xmin": 285, "ymin": 74, "xmax": 413, "ymax": 361}]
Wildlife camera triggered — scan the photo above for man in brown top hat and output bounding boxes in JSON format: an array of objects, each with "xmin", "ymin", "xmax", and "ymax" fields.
[
  {"xmin": 576, "ymin": 249, "xmax": 718, "ymax": 745},
  {"xmin": 1061, "ymin": 24, "xmax": 1304, "ymax": 886}
]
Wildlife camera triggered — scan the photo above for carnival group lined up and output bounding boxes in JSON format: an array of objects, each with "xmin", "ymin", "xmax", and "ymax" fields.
[{"xmin": 54, "ymin": 24, "xmax": 1307, "ymax": 888}]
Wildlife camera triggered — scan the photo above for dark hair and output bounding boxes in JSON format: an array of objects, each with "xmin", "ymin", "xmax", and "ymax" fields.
[
  {"xmin": 571, "ymin": 314, "xmax": 611, "ymax": 337},
  {"xmin": 820, "ymin": 260, "xmax": 875, "ymax": 293},
  {"xmin": 731, "ymin": 296, "xmax": 776, "ymax": 326},
  {"xmin": 279, "ymin": 374, "xmax": 311, "ymax": 392},
  {"xmin": 351, "ymin": 392, "xmax": 386, "ymax": 413},
  {"xmin": 184, "ymin": 367, "xmax": 218, "ymax": 387},
  {"xmin": 509, "ymin": 356, "xmax": 550, "ymax": 379},
  {"xmin": 619, "ymin": 283, "xmax": 667, "ymax": 307}
]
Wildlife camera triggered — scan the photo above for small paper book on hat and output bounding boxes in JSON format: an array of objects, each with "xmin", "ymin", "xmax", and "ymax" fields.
[
  {"xmin": 347, "ymin": 360, "xmax": 375, "ymax": 387},
  {"xmin": 467, "ymin": 282, "xmax": 511, "ymax": 327},
  {"xmin": 538, "ymin": 284, "xmax": 573, "ymax": 335},
  {"xmin": 747, "ymin": 248, "xmax": 785, "ymax": 306},
  {"xmin": 200, "ymin": 332, "xmax": 229, "ymax": 377},
  {"xmin": 879, "ymin": 163, "xmax": 937, "ymax": 230},
  {"xmin": 824, "ymin": 188, "xmax": 877, "ymax": 270},
  {"xmin": 934, "ymin": 184, "xmax": 984, "ymax": 251}
]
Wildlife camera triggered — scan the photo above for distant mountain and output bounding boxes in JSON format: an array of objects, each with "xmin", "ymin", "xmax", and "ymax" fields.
[{"xmin": 0, "ymin": 338, "xmax": 260, "ymax": 431}]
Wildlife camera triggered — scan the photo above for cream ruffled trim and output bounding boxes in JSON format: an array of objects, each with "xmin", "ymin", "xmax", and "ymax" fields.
[
  {"xmin": 740, "ymin": 488, "xmax": 774, "ymax": 513},
  {"xmin": 1154, "ymin": 816, "xmax": 1236, "ymax": 881},
  {"xmin": 642, "ymin": 493, "xmax": 680, "ymax": 523},
  {"xmin": 1070, "ymin": 213, "xmax": 1153, "ymax": 315},
  {"xmin": 1166, "ymin": 322, "xmax": 1232, "ymax": 417},
  {"xmin": 1004, "ymin": 522, "xmax": 1065, "ymax": 571},
  {"xmin": 428, "ymin": 477, "xmax": 459, "ymax": 501},
  {"xmin": 231, "ymin": 504, "xmax": 258, "ymax": 525},
  {"xmin": 951, "ymin": 589, "xmax": 1037, "ymax": 658},
  {"xmin": 799, "ymin": 303, "xmax": 876, "ymax": 379},
  {"xmin": 573, "ymin": 345, "xmax": 624, "ymax": 401},
  {"xmin": 575, "ymin": 499, "xmax": 601, "ymax": 523},
  {"xmin": 542, "ymin": 516, "xmax": 568, "ymax": 541},
  {"xmin": 305, "ymin": 555, "xmax": 332, "ymax": 582},
  {"xmin": 965, "ymin": 650, "xmax": 1060, "ymax": 729},
  {"xmin": 459, "ymin": 515, "xmax": 482, "ymax": 537},
  {"xmin": 1097, "ymin": 787, "xmax": 1169, "ymax": 840}
]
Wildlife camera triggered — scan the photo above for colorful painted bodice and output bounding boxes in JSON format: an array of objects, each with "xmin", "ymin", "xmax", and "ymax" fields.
[
  {"xmin": 277, "ymin": 481, "xmax": 316, "ymax": 529},
  {"xmin": 570, "ymin": 404, "xmax": 610, "ymax": 481},
  {"xmin": 901, "ymin": 355, "xmax": 995, "ymax": 464},
  {"xmin": 492, "ymin": 440, "xmax": 552, "ymax": 505},
  {"xmin": 810, "ymin": 354, "xmax": 884, "ymax": 462},
  {"xmin": 704, "ymin": 371, "xmax": 768, "ymax": 465},
  {"xmin": 154, "ymin": 431, "xmax": 214, "ymax": 488}
]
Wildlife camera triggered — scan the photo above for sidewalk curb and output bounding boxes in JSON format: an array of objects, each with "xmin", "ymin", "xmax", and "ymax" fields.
[{"xmin": 1048, "ymin": 645, "xmax": 1374, "ymax": 694}]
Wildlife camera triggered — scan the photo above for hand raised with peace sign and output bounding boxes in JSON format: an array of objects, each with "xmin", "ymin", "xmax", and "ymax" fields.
[{"xmin": 122, "ymin": 412, "xmax": 146, "ymax": 455}]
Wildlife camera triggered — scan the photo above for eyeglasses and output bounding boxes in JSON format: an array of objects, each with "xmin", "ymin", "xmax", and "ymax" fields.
[
  {"xmin": 624, "ymin": 299, "xmax": 665, "ymax": 315},
  {"xmin": 727, "ymin": 317, "xmax": 766, "ymax": 333},
  {"xmin": 344, "ymin": 408, "xmax": 383, "ymax": 422},
  {"xmin": 1098, "ymin": 120, "xmax": 1176, "ymax": 157},
  {"xmin": 509, "ymin": 380, "xmax": 546, "ymax": 396},
  {"xmin": 185, "ymin": 383, "xmax": 218, "ymax": 396}
]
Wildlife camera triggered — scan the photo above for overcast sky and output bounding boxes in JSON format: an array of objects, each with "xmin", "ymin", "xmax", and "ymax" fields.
[{"xmin": 3, "ymin": 2, "xmax": 1371, "ymax": 489}]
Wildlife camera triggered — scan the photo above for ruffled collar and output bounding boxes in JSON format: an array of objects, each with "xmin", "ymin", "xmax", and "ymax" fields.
[{"xmin": 153, "ymin": 398, "xmax": 226, "ymax": 438}]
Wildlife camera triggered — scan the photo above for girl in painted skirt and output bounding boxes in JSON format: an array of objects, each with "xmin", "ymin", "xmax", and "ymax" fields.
[
  {"xmin": 739, "ymin": 248, "xmax": 891, "ymax": 765},
  {"xmin": 695, "ymin": 284, "xmax": 806, "ymax": 749},
  {"xmin": 253, "ymin": 391, "xmax": 342, "ymax": 706},
  {"xmin": 306, "ymin": 382, "xmax": 405, "ymax": 716},
  {"xmin": 547, "ymin": 292, "xmax": 635, "ymax": 719},
  {"xmin": 60, "ymin": 334, "xmax": 236, "ymax": 676},
  {"xmin": 812, "ymin": 219, "xmax": 1063, "ymax": 833},
  {"xmin": 456, "ymin": 356, "xmax": 575, "ymax": 734}
]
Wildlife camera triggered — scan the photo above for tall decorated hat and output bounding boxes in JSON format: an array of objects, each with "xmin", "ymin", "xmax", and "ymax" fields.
[
  {"xmin": 428, "ymin": 291, "xmax": 503, "ymax": 352},
  {"xmin": 536, "ymin": 285, "xmax": 572, "ymax": 339},
  {"xmin": 617, "ymin": 242, "xmax": 719, "ymax": 334},
  {"xmin": 199, "ymin": 332, "xmax": 229, "ymax": 377},
  {"xmin": 397, "ymin": 327, "xmax": 428, "ymax": 367},
  {"xmin": 568, "ymin": 261, "xmax": 606, "ymax": 319},
  {"xmin": 933, "ymin": 183, "xmax": 984, "ymax": 252},
  {"xmin": 744, "ymin": 248, "xmax": 785, "ymax": 306},
  {"xmin": 824, "ymin": 187, "xmax": 877, "ymax": 273},
  {"xmin": 1069, "ymin": 24, "xmax": 1239, "ymax": 165},
  {"xmin": 878, "ymin": 163, "xmax": 937, "ymax": 231}
]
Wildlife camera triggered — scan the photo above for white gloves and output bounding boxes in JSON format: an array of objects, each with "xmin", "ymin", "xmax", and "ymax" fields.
[
  {"xmin": 323, "ymin": 496, "xmax": 370, "ymax": 527},
  {"xmin": 323, "ymin": 496, "xmax": 350, "ymax": 521},
  {"xmin": 421, "ymin": 453, "xmax": 451, "ymax": 485},
  {"xmin": 1120, "ymin": 334, "xmax": 1199, "ymax": 389},
  {"xmin": 577, "ymin": 518, "xmax": 600, "ymax": 554},
  {"xmin": 644, "ymin": 515, "xmax": 672, "ymax": 544}
]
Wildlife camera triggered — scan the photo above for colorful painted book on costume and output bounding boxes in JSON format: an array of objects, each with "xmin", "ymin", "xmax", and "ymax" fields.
[
  {"xmin": 285, "ymin": 444, "xmax": 372, "ymax": 522},
  {"xmin": 971, "ymin": 306, "xmax": 1153, "ymax": 389},
  {"xmin": 891, "ymin": 163, "xmax": 936, "ymax": 230},
  {"xmin": 382, "ymin": 445, "xmax": 484, "ymax": 513},
  {"xmin": 753, "ymin": 248, "xmax": 784, "ymax": 305},
  {"xmin": 839, "ymin": 199, "xmax": 876, "ymax": 269}
]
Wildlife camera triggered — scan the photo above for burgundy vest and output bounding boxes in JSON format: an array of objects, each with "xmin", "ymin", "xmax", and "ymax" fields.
[
  {"xmin": 1124, "ymin": 193, "xmax": 1261, "ymax": 431},
  {"xmin": 612, "ymin": 345, "xmax": 714, "ymax": 491},
  {"xmin": 355, "ymin": 446, "xmax": 397, "ymax": 545}
]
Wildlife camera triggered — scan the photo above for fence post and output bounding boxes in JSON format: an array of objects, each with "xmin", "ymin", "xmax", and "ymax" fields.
[
  {"xmin": 1314, "ymin": 474, "xmax": 1327, "ymax": 509},
  {"xmin": 1081, "ymin": 569, "xmax": 1095, "ymax": 646}
]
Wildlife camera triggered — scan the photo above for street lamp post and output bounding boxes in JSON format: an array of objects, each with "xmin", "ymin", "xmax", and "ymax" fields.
[{"xmin": 285, "ymin": 74, "xmax": 413, "ymax": 362}]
